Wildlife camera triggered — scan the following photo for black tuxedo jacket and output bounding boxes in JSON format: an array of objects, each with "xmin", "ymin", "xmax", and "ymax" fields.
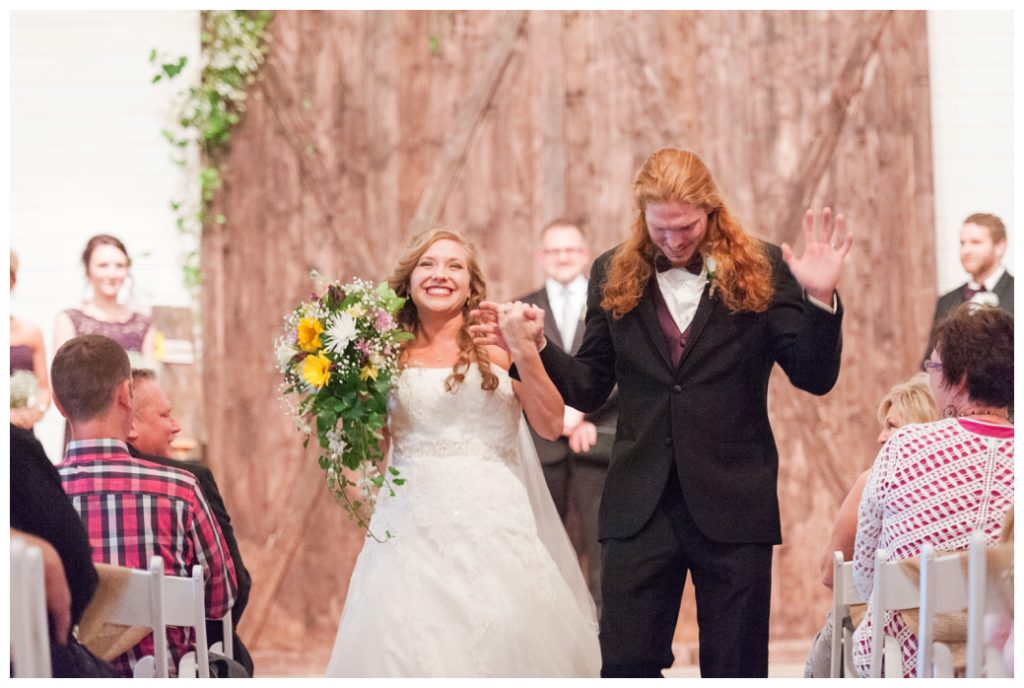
[
  {"xmin": 924, "ymin": 270, "xmax": 1014, "ymax": 363},
  {"xmin": 126, "ymin": 444, "xmax": 254, "ymax": 675},
  {"xmin": 538, "ymin": 243, "xmax": 843, "ymax": 544}
]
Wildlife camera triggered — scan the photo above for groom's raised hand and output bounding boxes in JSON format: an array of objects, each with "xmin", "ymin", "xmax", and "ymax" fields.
[{"xmin": 780, "ymin": 207, "xmax": 853, "ymax": 304}]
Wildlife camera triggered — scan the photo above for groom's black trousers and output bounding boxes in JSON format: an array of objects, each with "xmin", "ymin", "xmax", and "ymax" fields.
[{"xmin": 598, "ymin": 465, "xmax": 773, "ymax": 678}]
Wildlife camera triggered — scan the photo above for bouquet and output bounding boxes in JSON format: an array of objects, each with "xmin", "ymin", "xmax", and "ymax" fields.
[
  {"xmin": 276, "ymin": 272, "xmax": 413, "ymax": 538},
  {"xmin": 10, "ymin": 370, "xmax": 38, "ymax": 409}
]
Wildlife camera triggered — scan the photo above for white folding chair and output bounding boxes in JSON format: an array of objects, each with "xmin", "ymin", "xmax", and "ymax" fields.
[
  {"xmin": 916, "ymin": 544, "xmax": 969, "ymax": 677},
  {"xmin": 10, "ymin": 537, "xmax": 53, "ymax": 678},
  {"xmin": 166, "ymin": 565, "xmax": 210, "ymax": 678},
  {"xmin": 209, "ymin": 612, "xmax": 234, "ymax": 660},
  {"xmin": 829, "ymin": 552, "xmax": 864, "ymax": 678},
  {"xmin": 966, "ymin": 530, "xmax": 1010, "ymax": 678},
  {"xmin": 105, "ymin": 555, "xmax": 210, "ymax": 678},
  {"xmin": 869, "ymin": 548, "xmax": 919, "ymax": 678}
]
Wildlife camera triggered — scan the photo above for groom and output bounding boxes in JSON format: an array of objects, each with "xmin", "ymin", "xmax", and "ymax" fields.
[{"xmin": 474, "ymin": 148, "xmax": 851, "ymax": 677}]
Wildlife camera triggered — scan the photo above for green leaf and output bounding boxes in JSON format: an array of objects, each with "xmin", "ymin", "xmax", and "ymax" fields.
[
  {"xmin": 388, "ymin": 466, "xmax": 400, "ymax": 476},
  {"xmin": 161, "ymin": 56, "xmax": 188, "ymax": 79},
  {"xmin": 392, "ymin": 478, "xmax": 406, "ymax": 486}
]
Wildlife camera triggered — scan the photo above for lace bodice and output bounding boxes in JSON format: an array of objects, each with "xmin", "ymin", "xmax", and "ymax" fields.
[
  {"xmin": 388, "ymin": 365, "xmax": 522, "ymax": 468},
  {"xmin": 64, "ymin": 308, "xmax": 151, "ymax": 352}
]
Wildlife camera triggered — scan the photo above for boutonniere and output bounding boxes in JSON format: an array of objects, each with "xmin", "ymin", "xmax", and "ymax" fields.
[
  {"xmin": 704, "ymin": 255, "xmax": 718, "ymax": 297},
  {"xmin": 969, "ymin": 291, "xmax": 1000, "ymax": 309}
]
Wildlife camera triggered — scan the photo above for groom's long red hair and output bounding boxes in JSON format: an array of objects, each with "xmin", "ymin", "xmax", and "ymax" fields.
[{"xmin": 601, "ymin": 148, "xmax": 773, "ymax": 318}]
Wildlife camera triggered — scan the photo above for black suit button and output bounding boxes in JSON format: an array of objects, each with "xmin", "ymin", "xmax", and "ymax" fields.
[
  {"xmin": 664, "ymin": 437, "xmax": 673, "ymax": 446},
  {"xmin": 672, "ymin": 384, "xmax": 682, "ymax": 394}
]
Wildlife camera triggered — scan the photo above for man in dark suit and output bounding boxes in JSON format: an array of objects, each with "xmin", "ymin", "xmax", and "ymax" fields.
[
  {"xmin": 127, "ymin": 369, "xmax": 254, "ymax": 677},
  {"xmin": 516, "ymin": 219, "xmax": 617, "ymax": 613},
  {"xmin": 924, "ymin": 212, "xmax": 1013, "ymax": 363},
  {"xmin": 475, "ymin": 148, "xmax": 851, "ymax": 677}
]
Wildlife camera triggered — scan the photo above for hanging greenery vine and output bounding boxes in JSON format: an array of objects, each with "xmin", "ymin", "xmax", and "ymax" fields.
[{"xmin": 151, "ymin": 10, "xmax": 273, "ymax": 290}]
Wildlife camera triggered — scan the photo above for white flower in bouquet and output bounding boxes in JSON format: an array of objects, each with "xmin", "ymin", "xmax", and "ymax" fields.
[
  {"xmin": 275, "ymin": 340, "xmax": 299, "ymax": 372},
  {"xmin": 10, "ymin": 370, "xmax": 38, "ymax": 409},
  {"xmin": 324, "ymin": 312, "xmax": 358, "ymax": 355}
]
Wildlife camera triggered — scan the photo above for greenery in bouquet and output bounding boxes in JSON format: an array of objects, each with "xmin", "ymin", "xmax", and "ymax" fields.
[
  {"xmin": 276, "ymin": 272, "xmax": 413, "ymax": 539},
  {"xmin": 10, "ymin": 370, "xmax": 39, "ymax": 409}
]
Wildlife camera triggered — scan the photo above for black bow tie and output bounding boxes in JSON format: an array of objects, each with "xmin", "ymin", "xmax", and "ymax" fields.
[{"xmin": 655, "ymin": 253, "xmax": 703, "ymax": 275}]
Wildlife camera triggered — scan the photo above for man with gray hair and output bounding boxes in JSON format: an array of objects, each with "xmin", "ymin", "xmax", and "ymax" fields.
[{"xmin": 52, "ymin": 335, "xmax": 236, "ymax": 677}]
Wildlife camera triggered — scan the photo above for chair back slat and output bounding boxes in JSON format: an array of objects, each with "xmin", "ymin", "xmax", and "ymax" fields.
[
  {"xmin": 10, "ymin": 539, "xmax": 53, "ymax": 678},
  {"xmin": 870, "ymin": 548, "xmax": 919, "ymax": 677},
  {"xmin": 101, "ymin": 556, "xmax": 210, "ymax": 677},
  {"xmin": 829, "ymin": 552, "xmax": 864, "ymax": 678}
]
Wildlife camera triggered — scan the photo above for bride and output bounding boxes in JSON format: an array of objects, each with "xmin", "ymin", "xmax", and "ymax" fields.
[{"xmin": 324, "ymin": 228, "xmax": 601, "ymax": 677}]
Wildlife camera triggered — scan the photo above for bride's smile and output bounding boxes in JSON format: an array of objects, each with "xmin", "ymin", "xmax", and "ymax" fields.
[{"xmin": 409, "ymin": 239, "xmax": 471, "ymax": 314}]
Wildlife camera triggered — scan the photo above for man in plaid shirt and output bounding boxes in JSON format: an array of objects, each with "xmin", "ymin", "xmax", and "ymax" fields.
[{"xmin": 52, "ymin": 335, "xmax": 237, "ymax": 677}]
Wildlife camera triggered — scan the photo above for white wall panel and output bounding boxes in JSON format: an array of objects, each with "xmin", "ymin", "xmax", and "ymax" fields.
[
  {"xmin": 10, "ymin": 10, "xmax": 200, "ymax": 462},
  {"xmin": 928, "ymin": 11, "xmax": 1014, "ymax": 295}
]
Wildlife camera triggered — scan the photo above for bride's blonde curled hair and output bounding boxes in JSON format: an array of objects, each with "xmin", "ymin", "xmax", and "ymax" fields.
[{"xmin": 387, "ymin": 227, "xmax": 499, "ymax": 393}]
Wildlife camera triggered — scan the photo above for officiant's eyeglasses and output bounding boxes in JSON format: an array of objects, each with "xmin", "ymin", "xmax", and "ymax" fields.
[{"xmin": 921, "ymin": 361, "xmax": 943, "ymax": 372}]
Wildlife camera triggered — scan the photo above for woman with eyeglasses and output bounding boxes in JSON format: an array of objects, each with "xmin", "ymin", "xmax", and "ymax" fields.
[{"xmin": 850, "ymin": 303, "xmax": 1014, "ymax": 677}]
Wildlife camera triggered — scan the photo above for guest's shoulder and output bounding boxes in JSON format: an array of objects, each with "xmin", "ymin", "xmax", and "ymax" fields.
[
  {"xmin": 938, "ymin": 283, "xmax": 966, "ymax": 302},
  {"xmin": 129, "ymin": 453, "xmax": 203, "ymax": 489},
  {"xmin": 515, "ymin": 286, "xmax": 546, "ymax": 304}
]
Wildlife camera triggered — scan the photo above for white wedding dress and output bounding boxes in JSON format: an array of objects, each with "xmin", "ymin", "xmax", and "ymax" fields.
[{"xmin": 325, "ymin": 366, "xmax": 601, "ymax": 677}]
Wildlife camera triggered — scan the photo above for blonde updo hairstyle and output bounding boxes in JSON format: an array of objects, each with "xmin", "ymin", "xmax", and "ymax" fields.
[{"xmin": 387, "ymin": 227, "xmax": 499, "ymax": 393}]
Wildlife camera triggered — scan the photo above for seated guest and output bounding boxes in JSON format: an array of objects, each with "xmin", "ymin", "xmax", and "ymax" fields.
[
  {"xmin": 852, "ymin": 304, "xmax": 1014, "ymax": 677},
  {"xmin": 51, "ymin": 335, "xmax": 237, "ymax": 677},
  {"xmin": 803, "ymin": 373, "xmax": 939, "ymax": 677},
  {"xmin": 11, "ymin": 424, "xmax": 116, "ymax": 678},
  {"xmin": 127, "ymin": 368, "xmax": 254, "ymax": 676}
]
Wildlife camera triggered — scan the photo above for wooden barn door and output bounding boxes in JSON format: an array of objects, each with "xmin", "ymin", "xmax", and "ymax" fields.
[{"xmin": 202, "ymin": 10, "xmax": 934, "ymax": 670}]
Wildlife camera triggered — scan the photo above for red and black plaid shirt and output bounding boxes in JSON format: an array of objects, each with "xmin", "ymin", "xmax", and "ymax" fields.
[{"xmin": 59, "ymin": 439, "xmax": 237, "ymax": 677}]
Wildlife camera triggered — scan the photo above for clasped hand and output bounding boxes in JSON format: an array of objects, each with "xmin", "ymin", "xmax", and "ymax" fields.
[{"xmin": 470, "ymin": 300, "xmax": 545, "ymax": 355}]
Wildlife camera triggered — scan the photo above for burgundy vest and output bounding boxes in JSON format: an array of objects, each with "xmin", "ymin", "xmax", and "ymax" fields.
[{"xmin": 648, "ymin": 276, "xmax": 692, "ymax": 368}]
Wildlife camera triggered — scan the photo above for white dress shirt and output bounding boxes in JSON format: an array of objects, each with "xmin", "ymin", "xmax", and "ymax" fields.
[
  {"xmin": 655, "ymin": 264, "xmax": 708, "ymax": 333},
  {"xmin": 656, "ymin": 261, "xmax": 837, "ymax": 334},
  {"xmin": 545, "ymin": 275, "xmax": 588, "ymax": 349}
]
